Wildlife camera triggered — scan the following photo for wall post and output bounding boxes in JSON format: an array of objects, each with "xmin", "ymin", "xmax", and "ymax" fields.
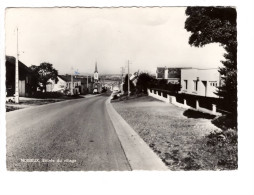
[
  {"xmin": 196, "ymin": 100, "xmax": 199, "ymax": 109},
  {"xmin": 167, "ymin": 94, "xmax": 171, "ymax": 103},
  {"xmin": 171, "ymin": 96, "xmax": 176, "ymax": 104},
  {"xmin": 212, "ymin": 104, "xmax": 216, "ymax": 114}
]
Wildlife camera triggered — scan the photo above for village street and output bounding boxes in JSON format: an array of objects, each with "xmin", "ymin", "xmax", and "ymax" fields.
[{"xmin": 6, "ymin": 94, "xmax": 132, "ymax": 171}]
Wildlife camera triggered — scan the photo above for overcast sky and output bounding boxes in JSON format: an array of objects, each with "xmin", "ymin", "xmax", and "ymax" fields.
[{"xmin": 5, "ymin": 7, "xmax": 226, "ymax": 75}]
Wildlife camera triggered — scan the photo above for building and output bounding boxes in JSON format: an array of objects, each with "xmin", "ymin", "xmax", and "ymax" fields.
[
  {"xmin": 5, "ymin": 56, "xmax": 32, "ymax": 97},
  {"xmin": 156, "ymin": 67, "xmax": 190, "ymax": 84},
  {"xmin": 46, "ymin": 75, "xmax": 82, "ymax": 94},
  {"xmin": 93, "ymin": 62, "xmax": 102, "ymax": 93},
  {"xmin": 80, "ymin": 75, "xmax": 93, "ymax": 94},
  {"xmin": 180, "ymin": 68, "xmax": 221, "ymax": 98}
]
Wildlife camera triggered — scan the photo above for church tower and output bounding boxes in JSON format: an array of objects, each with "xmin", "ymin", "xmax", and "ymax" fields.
[
  {"xmin": 94, "ymin": 62, "xmax": 99, "ymax": 82},
  {"xmin": 92, "ymin": 62, "xmax": 101, "ymax": 93}
]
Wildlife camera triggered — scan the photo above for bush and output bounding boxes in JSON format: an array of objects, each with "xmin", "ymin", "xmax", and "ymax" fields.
[
  {"xmin": 205, "ymin": 128, "xmax": 238, "ymax": 170},
  {"xmin": 31, "ymin": 91, "xmax": 63, "ymax": 99}
]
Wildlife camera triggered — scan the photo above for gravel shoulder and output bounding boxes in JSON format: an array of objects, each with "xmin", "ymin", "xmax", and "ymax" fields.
[{"xmin": 112, "ymin": 96, "xmax": 222, "ymax": 170}]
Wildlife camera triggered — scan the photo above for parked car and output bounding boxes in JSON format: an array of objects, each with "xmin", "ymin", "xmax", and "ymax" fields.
[
  {"xmin": 6, "ymin": 96, "xmax": 15, "ymax": 103},
  {"xmin": 111, "ymin": 90, "xmax": 121, "ymax": 100}
]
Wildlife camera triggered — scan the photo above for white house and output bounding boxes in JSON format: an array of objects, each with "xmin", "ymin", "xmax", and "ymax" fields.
[
  {"xmin": 46, "ymin": 76, "xmax": 67, "ymax": 93},
  {"xmin": 180, "ymin": 68, "xmax": 221, "ymax": 98},
  {"xmin": 46, "ymin": 75, "xmax": 82, "ymax": 94}
]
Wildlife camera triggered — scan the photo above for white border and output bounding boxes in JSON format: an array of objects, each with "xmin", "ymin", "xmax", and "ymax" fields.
[{"xmin": 1, "ymin": 1, "xmax": 254, "ymax": 195}]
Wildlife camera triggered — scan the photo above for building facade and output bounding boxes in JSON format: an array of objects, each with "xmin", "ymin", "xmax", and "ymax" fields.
[
  {"xmin": 156, "ymin": 67, "xmax": 188, "ymax": 84},
  {"xmin": 180, "ymin": 68, "xmax": 221, "ymax": 98},
  {"xmin": 46, "ymin": 75, "xmax": 82, "ymax": 94},
  {"xmin": 5, "ymin": 56, "xmax": 32, "ymax": 97}
]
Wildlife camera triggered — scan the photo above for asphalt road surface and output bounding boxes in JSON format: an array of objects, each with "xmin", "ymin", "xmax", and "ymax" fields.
[{"xmin": 6, "ymin": 94, "xmax": 131, "ymax": 171}]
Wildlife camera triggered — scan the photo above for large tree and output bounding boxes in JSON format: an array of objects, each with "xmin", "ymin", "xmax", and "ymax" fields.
[
  {"xmin": 136, "ymin": 72, "xmax": 156, "ymax": 93},
  {"xmin": 30, "ymin": 62, "xmax": 58, "ymax": 92},
  {"xmin": 185, "ymin": 7, "xmax": 237, "ymax": 115}
]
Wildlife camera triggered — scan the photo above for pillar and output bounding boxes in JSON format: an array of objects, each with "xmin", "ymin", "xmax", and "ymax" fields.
[
  {"xmin": 212, "ymin": 104, "xmax": 216, "ymax": 114},
  {"xmin": 184, "ymin": 99, "xmax": 187, "ymax": 106},
  {"xmin": 196, "ymin": 100, "xmax": 199, "ymax": 109}
]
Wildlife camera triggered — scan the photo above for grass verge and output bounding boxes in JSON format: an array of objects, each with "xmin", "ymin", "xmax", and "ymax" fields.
[{"xmin": 112, "ymin": 95, "xmax": 237, "ymax": 170}]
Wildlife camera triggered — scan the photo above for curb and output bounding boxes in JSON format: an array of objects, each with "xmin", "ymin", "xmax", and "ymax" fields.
[{"xmin": 105, "ymin": 98, "xmax": 168, "ymax": 171}]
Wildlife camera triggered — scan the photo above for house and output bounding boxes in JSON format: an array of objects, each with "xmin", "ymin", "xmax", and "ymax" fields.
[
  {"xmin": 156, "ymin": 67, "xmax": 190, "ymax": 84},
  {"xmin": 46, "ymin": 76, "xmax": 67, "ymax": 93},
  {"xmin": 5, "ymin": 55, "xmax": 32, "ymax": 97},
  {"xmin": 46, "ymin": 75, "xmax": 82, "ymax": 94},
  {"xmin": 180, "ymin": 68, "xmax": 221, "ymax": 98}
]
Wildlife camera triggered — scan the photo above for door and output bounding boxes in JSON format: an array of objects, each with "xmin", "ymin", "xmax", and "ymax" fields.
[{"xmin": 19, "ymin": 80, "xmax": 25, "ymax": 96}]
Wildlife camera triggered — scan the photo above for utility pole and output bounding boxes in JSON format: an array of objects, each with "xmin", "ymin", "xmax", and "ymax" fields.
[
  {"xmin": 128, "ymin": 60, "xmax": 130, "ymax": 97},
  {"xmin": 71, "ymin": 74, "xmax": 74, "ymax": 95},
  {"xmin": 15, "ymin": 27, "xmax": 19, "ymax": 103},
  {"xmin": 87, "ymin": 74, "xmax": 89, "ymax": 93}
]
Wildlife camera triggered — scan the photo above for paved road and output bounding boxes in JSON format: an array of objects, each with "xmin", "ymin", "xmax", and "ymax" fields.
[{"xmin": 6, "ymin": 94, "xmax": 131, "ymax": 171}]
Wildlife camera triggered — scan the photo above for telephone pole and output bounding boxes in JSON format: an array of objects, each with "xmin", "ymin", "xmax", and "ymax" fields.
[
  {"xmin": 128, "ymin": 60, "xmax": 130, "ymax": 97},
  {"xmin": 87, "ymin": 74, "xmax": 89, "ymax": 93},
  {"xmin": 15, "ymin": 27, "xmax": 19, "ymax": 103}
]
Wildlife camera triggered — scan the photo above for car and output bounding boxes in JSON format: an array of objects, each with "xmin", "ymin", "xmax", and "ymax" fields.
[{"xmin": 6, "ymin": 96, "xmax": 15, "ymax": 103}]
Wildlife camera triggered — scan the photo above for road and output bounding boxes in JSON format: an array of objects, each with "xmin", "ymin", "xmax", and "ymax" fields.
[{"xmin": 6, "ymin": 94, "xmax": 131, "ymax": 171}]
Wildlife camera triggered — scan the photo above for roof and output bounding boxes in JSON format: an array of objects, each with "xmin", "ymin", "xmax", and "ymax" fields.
[
  {"xmin": 157, "ymin": 66, "xmax": 192, "ymax": 70},
  {"xmin": 5, "ymin": 55, "xmax": 31, "ymax": 72},
  {"xmin": 58, "ymin": 75, "xmax": 83, "ymax": 82}
]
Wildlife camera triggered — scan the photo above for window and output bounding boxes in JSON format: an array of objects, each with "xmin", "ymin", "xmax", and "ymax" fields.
[
  {"xmin": 184, "ymin": 80, "xmax": 188, "ymax": 89},
  {"xmin": 210, "ymin": 81, "xmax": 217, "ymax": 87},
  {"xmin": 194, "ymin": 80, "xmax": 198, "ymax": 91}
]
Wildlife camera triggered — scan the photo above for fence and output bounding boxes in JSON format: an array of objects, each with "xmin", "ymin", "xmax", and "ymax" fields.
[{"xmin": 147, "ymin": 89, "xmax": 221, "ymax": 116}]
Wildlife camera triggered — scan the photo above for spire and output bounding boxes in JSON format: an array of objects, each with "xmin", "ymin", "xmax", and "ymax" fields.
[{"xmin": 94, "ymin": 62, "xmax": 98, "ymax": 73}]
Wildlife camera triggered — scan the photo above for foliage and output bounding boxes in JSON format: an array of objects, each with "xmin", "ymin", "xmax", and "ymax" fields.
[
  {"xmin": 31, "ymin": 91, "xmax": 63, "ymax": 99},
  {"xmin": 205, "ymin": 128, "xmax": 238, "ymax": 170},
  {"xmin": 29, "ymin": 62, "xmax": 58, "ymax": 92},
  {"xmin": 136, "ymin": 73, "xmax": 156, "ymax": 93},
  {"xmin": 123, "ymin": 74, "xmax": 135, "ymax": 94},
  {"xmin": 185, "ymin": 7, "xmax": 237, "ymax": 117}
]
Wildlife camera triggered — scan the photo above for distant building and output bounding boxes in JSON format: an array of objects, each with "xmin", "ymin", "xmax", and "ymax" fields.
[
  {"xmin": 5, "ymin": 56, "xmax": 32, "ymax": 97},
  {"xmin": 156, "ymin": 67, "xmax": 190, "ymax": 84},
  {"xmin": 93, "ymin": 62, "xmax": 102, "ymax": 93},
  {"xmin": 46, "ymin": 75, "xmax": 82, "ymax": 94},
  {"xmin": 180, "ymin": 68, "xmax": 221, "ymax": 98},
  {"xmin": 80, "ymin": 76, "xmax": 93, "ymax": 94}
]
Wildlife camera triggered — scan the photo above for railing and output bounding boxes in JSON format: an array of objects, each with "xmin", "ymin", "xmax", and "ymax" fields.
[{"xmin": 147, "ymin": 88, "xmax": 222, "ymax": 116}]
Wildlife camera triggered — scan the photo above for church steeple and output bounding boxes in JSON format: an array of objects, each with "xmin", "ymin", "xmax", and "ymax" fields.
[
  {"xmin": 94, "ymin": 62, "xmax": 99, "ymax": 82},
  {"xmin": 94, "ymin": 62, "xmax": 98, "ymax": 73}
]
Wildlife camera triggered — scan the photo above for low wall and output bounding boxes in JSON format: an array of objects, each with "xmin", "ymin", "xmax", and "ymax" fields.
[{"xmin": 147, "ymin": 89, "xmax": 221, "ymax": 116}]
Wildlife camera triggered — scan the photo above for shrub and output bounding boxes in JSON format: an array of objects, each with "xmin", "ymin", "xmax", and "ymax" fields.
[
  {"xmin": 31, "ymin": 91, "xmax": 63, "ymax": 99},
  {"xmin": 205, "ymin": 128, "xmax": 238, "ymax": 170}
]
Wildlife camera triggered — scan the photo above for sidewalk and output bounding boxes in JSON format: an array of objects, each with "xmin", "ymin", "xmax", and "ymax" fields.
[
  {"xmin": 105, "ymin": 97, "xmax": 168, "ymax": 170},
  {"xmin": 6, "ymin": 94, "xmax": 100, "ymax": 112}
]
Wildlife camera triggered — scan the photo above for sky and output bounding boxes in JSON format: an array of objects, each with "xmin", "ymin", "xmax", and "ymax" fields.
[{"xmin": 5, "ymin": 7, "xmax": 226, "ymax": 75}]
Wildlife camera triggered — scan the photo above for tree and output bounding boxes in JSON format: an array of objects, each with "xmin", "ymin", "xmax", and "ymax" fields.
[
  {"xmin": 123, "ymin": 74, "xmax": 135, "ymax": 94},
  {"xmin": 29, "ymin": 65, "xmax": 40, "ymax": 93},
  {"xmin": 136, "ymin": 73, "xmax": 156, "ymax": 93},
  {"xmin": 29, "ymin": 62, "xmax": 58, "ymax": 92},
  {"xmin": 185, "ymin": 7, "xmax": 237, "ymax": 115}
]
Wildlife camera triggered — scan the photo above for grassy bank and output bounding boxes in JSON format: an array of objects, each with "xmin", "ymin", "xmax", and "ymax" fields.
[{"xmin": 112, "ymin": 95, "xmax": 237, "ymax": 170}]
